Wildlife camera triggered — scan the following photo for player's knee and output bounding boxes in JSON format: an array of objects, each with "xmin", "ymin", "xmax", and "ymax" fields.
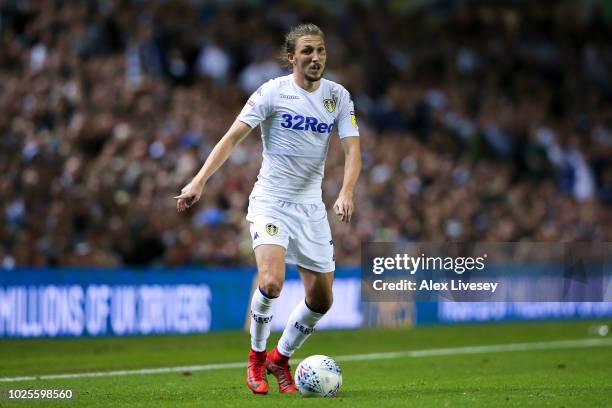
[{"xmin": 258, "ymin": 275, "xmax": 283, "ymax": 298}]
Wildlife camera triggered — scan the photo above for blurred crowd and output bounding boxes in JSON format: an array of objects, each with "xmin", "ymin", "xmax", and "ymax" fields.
[{"xmin": 1, "ymin": 0, "xmax": 611, "ymax": 268}]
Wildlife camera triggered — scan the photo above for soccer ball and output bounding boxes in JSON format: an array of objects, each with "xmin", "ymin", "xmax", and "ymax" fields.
[{"xmin": 294, "ymin": 355, "xmax": 342, "ymax": 397}]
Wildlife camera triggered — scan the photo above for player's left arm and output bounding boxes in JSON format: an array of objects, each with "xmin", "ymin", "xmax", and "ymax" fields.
[{"xmin": 333, "ymin": 136, "xmax": 361, "ymax": 223}]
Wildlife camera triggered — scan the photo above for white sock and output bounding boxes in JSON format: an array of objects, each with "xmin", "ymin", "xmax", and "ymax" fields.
[
  {"xmin": 277, "ymin": 300, "xmax": 325, "ymax": 357},
  {"xmin": 250, "ymin": 287, "xmax": 277, "ymax": 352}
]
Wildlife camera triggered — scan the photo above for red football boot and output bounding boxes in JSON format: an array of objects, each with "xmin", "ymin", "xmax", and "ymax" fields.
[
  {"xmin": 246, "ymin": 349, "xmax": 268, "ymax": 394},
  {"xmin": 265, "ymin": 346, "xmax": 297, "ymax": 393}
]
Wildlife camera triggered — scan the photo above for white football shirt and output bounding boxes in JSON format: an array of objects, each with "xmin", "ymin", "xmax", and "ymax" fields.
[{"xmin": 237, "ymin": 74, "xmax": 360, "ymax": 203}]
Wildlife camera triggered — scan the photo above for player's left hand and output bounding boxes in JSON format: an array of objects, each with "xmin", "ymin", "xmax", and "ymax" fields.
[{"xmin": 333, "ymin": 193, "xmax": 354, "ymax": 223}]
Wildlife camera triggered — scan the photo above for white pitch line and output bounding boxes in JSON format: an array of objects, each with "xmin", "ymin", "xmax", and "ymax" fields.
[
  {"xmin": 1, "ymin": 337, "xmax": 610, "ymax": 383},
  {"xmin": 336, "ymin": 338, "xmax": 612, "ymax": 360}
]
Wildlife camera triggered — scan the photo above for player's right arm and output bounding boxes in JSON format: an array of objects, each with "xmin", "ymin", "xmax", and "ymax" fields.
[
  {"xmin": 175, "ymin": 120, "xmax": 252, "ymax": 212},
  {"xmin": 175, "ymin": 80, "xmax": 274, "ymax": 212}
]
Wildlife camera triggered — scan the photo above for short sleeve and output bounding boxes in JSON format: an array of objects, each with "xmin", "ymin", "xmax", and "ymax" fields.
[
  {"xmin": 237, "ymin": 80, "xmax": 275, "ymax": 128},
  {"xmin": 336, "ymin": 87, "xmax": 360, "ymax": 138}
]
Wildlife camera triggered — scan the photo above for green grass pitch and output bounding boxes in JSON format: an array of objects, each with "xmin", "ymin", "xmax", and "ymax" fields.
[{"xmin": 1, "ymin": 319, "xmax": 611, "ymax": 407}]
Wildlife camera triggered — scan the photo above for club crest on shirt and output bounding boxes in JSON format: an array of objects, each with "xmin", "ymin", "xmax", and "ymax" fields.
[
  {"xmin": 265, "ymin": 223, "xmax": 279, "ymax": 236},
  {"xmin": 323, "ymin": 97, "xmax": 337, "ymax": 113}
]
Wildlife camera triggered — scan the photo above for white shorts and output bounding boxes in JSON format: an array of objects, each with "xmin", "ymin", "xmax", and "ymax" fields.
[{"xmin": 246, "ymin": 195, "xmax": 335, "ymax": 273}]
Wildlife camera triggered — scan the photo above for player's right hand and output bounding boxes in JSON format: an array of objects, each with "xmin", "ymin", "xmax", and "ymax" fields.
[{"xmin": 174, "ymin": 180, "xmax": 204, "ymax": 212}]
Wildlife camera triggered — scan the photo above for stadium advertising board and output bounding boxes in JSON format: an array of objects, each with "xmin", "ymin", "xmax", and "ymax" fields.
[
  {"xmin": 2, "ymin": 263, "xmax": 612, "ymax": 337},
  {"xmin": 0, "ymin": 267, "xmax": 362, "ymax": 338}
]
